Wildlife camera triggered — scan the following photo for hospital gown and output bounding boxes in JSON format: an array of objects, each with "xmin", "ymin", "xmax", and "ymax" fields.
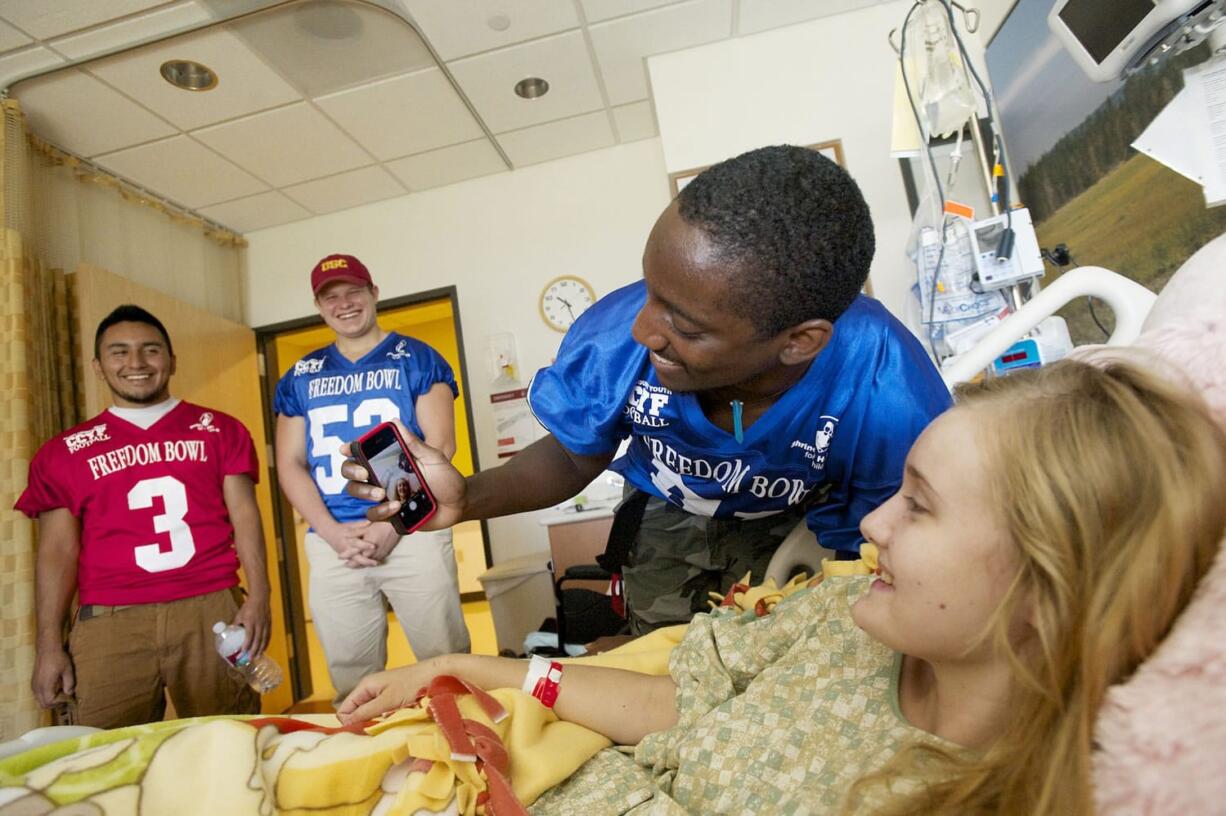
[{"xmin": 531, "ymin": 576, "xmax": 950, "ymax": 815}]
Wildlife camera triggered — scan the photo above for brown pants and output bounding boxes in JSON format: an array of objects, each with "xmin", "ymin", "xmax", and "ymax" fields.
[{"xmin": 67, "ymin": 587, "xmax": 259, "ymax": 729}]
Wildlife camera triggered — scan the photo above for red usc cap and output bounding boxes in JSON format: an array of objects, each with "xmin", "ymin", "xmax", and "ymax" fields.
[{"xmin": 311, "ymin": 254, "xmax": 373, "ymax": 294}]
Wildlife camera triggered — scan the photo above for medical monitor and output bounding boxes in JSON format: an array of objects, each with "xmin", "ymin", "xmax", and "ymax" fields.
[{"xmin": 1049, "ymin": 0, "xmax": 1211, "ymax": 82}]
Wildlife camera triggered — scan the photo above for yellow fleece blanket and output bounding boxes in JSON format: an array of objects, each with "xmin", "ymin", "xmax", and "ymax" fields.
[{"xmin": 0, "ymin": 551, "xmax": 875, "ymax": 815}]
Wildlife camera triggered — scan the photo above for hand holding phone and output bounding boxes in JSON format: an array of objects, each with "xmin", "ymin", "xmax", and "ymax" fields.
[{"xmin": 352, "ymin": 422, "xmax": 438, "ymax": 535}]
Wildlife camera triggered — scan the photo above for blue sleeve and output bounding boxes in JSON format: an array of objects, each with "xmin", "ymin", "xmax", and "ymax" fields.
[
  {"xmin": 406, "ymin": 341, "xmax": 459, "ymax": 400},
  {"xmin": 273, "ymin": 369, "xmax": 301, "ymax": 418},
  {"xmin": 527, "ymin": 281, "xmax": 646, "ymax": 456},
  {"xmin": 806, "ymin": 323, "xmax": 952, "ymax": 553}
]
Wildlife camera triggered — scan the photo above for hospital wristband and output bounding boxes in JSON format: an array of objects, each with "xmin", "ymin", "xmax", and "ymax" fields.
[{"xmin": 522, "ymin": 655, "xmax": 563, "ymax": 708}]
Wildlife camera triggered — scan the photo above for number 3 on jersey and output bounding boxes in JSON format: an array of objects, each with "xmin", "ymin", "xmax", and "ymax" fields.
[
  {"xmin": 129, "ymin": 476, "xmax": 195, "ymax": 573},
  {"xmin": 308, "ymin": 398, "xmax": 399, "ymax": 494}
]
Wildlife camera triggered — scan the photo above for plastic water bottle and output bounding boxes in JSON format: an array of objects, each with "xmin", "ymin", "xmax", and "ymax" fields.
[{"xmin": 212, "ymin": 621, "xmax": 282, "ymax": 694}]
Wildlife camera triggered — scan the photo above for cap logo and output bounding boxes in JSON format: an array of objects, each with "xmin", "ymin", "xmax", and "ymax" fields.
[{"xmin": 320, "ymin": 258, "xmax": 349, "ymax": 272}]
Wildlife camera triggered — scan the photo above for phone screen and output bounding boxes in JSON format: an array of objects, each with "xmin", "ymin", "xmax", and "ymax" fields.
[{"xmin": 357, "ymin": 424, "xmax": 436, "ymax": 535}]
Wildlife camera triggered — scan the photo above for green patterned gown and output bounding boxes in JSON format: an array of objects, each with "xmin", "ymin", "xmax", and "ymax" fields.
[{"xmin": 531, "ymin": 576, "xmax": 950, "ymax": 815}]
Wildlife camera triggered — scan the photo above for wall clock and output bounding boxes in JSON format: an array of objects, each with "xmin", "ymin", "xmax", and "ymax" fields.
[{"xmin": 538, "ymin": 275, "xmax": 596, "ymax": 332}]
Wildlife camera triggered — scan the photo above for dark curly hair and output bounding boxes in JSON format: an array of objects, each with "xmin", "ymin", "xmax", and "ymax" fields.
[{"xmin": 676, "ymin": 145, "xmax": 874, "ymax": 336}]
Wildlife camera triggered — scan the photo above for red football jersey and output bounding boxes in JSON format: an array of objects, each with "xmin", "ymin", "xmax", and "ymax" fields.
[{"xmin": 15, "ymin": 401, "xmax": 260, "ymax": 605}]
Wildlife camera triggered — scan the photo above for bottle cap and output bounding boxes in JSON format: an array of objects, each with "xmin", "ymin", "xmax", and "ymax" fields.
[{"xmin": 212, "ymin": 621, "xmax": 225, "ymax": 634}]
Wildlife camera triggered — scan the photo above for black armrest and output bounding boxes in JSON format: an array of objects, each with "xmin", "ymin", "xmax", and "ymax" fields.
[{"xmin": 560, "ymin": 564, "xmax": 613, "ymax": 582}]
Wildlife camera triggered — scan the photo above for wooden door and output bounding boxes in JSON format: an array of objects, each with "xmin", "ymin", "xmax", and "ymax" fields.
[{"xmin": 73, "ymin": 264, "xmax": 294, "ymax": 714}]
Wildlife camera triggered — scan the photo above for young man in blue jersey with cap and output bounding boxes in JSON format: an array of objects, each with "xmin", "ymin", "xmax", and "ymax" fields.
[
  {"xmin": 346, "ymin": 145, "xmax": 952, "ymax": 635},
  {"xmin": 274, "ymin": 255, "xmax": 470, "ymax": 699}
]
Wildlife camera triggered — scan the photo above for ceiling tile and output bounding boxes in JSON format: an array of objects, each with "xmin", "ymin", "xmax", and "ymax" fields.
[
  {"xmin": 315, "ymin": 68, "xmax": 483, "ymax": 161},
  {"xmin": 0, "ymin": 18, "xmax": 32, "ymax": 51},
  {"xmin": 193, "ymin": 102, "xmax": 372, "ymax": 187},
  {"xmin": 283, "ymin": 165, "xmax": 406, "ymax": 214},
  {"xmin": 448, "ymin": 30, "xmax": 604, "ymax": 133},
  {"xmin": 612, "ymin": 100, "xmax": 657, "ymax": 142},
  {"xmin": 49, "ymin": 2, "xmax": 212, "ymax": 61},
  {"xmin": 588, "ymin": 0, "xmax": 732, "ymax": 106},
  {"xmin": 496, "ymin": 110, "xmax": 615, "ymax": 167},
  {"xmin": 229, "ymin": 1, "xmax": 435, "ymax": 98},
  {"xmin": 0, "ymin": 0, "xmax": 170, "ymax": 40},
  {"xmin": 385, "ymin": 139, "xmax": 507, "ymax": 190},
  {"xmin": 580, "ymin": 0, "xmax": 686, "ymax": 25},
  {"xmin": 88, "ymin": 27, "xmax": 300, "ymax": 130},
  {"xmin": 738, "ymin": 0, "xmax": 881, "ymax": 35},
  {"xmin": 94, "ymin": 135, "xmax": 268, "ymax": 208},
  {"xmin": 0, "ymin": 45, "xmax": 66, "ymax": 88},
  {"xmin": 399, "ymin": 0, "xmax": 579, "ymax": 61},
  {"xmin": 12, "ymin": 68, "xmax": 175, "ymax": 157},
  {"xmin": 198, "ymin": 190, "xmax": 311, "ymax": 233}
]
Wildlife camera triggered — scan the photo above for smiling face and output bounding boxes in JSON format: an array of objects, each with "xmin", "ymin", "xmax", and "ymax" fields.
[
  {"xmin": 315, "ymin": 280, "xmax": 380, "ymax": 340},
  {"xmin": 852, "ymin": 406, "xmax": 1021, "ymax": 665},
  {"xmin": 630, "ymin": 203, "xmax": 798, "ymax": 394},
  {"xmin": 92, "ymin": 321, "xmax": 176, "ymax": 408}
]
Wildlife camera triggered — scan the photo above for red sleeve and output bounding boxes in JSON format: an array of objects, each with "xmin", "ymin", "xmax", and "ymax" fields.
[
  {"xmin": 219, "ymin": 414, "xmax": 260, "ymax": 484},
  {"xmin": 14, "ymin": 440, "xmax": 76, "ymax": 518}
]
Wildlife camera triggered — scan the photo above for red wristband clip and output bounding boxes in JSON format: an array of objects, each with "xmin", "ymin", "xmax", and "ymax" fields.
[{"xmin": 523, "ymin": 656, "xmax": 563, "ymax": 708}]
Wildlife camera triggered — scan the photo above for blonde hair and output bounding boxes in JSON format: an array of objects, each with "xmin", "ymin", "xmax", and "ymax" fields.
[{"xmin": 847, "ymin": 359, "xmax": 1226, "ymax": 815}]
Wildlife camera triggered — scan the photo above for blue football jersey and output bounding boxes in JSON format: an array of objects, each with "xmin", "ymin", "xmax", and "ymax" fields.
[
  {"xmin": 274, "ymin": 332, "xmax": 458, "ymax": 523},
  {"xmin": 528, "ymin": 280, "xmax": 952, "ymax": 553}
]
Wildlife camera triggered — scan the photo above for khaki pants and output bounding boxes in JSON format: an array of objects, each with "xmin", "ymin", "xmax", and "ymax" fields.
[
  {"xmin": 67, "ymin": 587, "xmax": 259, "ymax": 729},
  {"xmin": 305, "ymin": 528, "xmax": 470, "ymax": 703}
]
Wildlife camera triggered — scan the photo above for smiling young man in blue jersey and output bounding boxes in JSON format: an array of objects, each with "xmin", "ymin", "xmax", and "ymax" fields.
[
  {"xmin": 346, "ymin": 146, "xmax": 952, "ymax": 635},
  {"xmin": 273, "ymin": 255, "xmax": 469, "ymax": 701}
]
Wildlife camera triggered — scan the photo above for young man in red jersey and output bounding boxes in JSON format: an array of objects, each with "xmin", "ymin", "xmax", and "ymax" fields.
[{"xmin": 16, "ymin": 305, "xmax": 271, "ymax": 728}]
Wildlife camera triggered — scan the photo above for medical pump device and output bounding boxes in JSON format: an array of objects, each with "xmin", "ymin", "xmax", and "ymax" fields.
[
  {"xmin": 897, "ymin": 1, "xmax": 1049, "ymax": 368},
  {"xmin": 213, "ymin": 621, "xmax": 282, "ymax": 694}
]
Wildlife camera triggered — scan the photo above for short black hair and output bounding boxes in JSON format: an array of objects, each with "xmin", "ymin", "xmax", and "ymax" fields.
[
  {"xmin": 94, "ymin": 305, "xmax": 174, "ymax": 358},
  {"xmin": 676, "ymin": 145, "xmax": 875, "ymax": 336}
]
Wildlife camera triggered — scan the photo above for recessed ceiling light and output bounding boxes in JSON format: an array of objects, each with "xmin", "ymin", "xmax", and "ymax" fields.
[
  {"xmin": 514, "ymin": 77, "xmax": 549, "ymax": 99},
  {"xmin": 159, "ymin": 59, "xmax": 218, "ymax": 91}
]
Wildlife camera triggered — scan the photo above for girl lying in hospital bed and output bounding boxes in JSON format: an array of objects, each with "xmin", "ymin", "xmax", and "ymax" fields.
[{"xmin": 2, "ymin": 359, "xmax": 1222, "ymax": 815}]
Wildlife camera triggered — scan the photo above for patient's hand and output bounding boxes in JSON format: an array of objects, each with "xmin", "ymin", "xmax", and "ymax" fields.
[{"xmin": 337, "ymin": 658, "xmax": 443, "ymax": 724}]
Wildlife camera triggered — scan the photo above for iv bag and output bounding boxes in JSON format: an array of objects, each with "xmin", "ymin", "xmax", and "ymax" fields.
[{"xmin": 902, "ymin": 2, "xmax": 976, "ymax": 138}]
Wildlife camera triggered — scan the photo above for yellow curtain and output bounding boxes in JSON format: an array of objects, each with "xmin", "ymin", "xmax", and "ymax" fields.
[{"xmin": 0, "ymin": 102, "xmax": 81, "ymax": 740}]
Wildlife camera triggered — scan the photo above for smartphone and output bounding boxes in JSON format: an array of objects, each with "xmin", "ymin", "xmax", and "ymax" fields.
[{"xmin": 352, "ymin": 422, "xmax": 437, "ymax": 535}]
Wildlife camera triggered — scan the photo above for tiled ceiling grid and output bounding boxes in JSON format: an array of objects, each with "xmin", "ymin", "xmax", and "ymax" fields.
[{"xmin": 0, "ymin": 0, "xmax": 892, "ymax": 233}]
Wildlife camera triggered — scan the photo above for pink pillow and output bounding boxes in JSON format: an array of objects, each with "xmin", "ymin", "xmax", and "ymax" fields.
[{"xmin": 1082, "ymin": 234, "xmax": 1226, "ymax": 814}]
